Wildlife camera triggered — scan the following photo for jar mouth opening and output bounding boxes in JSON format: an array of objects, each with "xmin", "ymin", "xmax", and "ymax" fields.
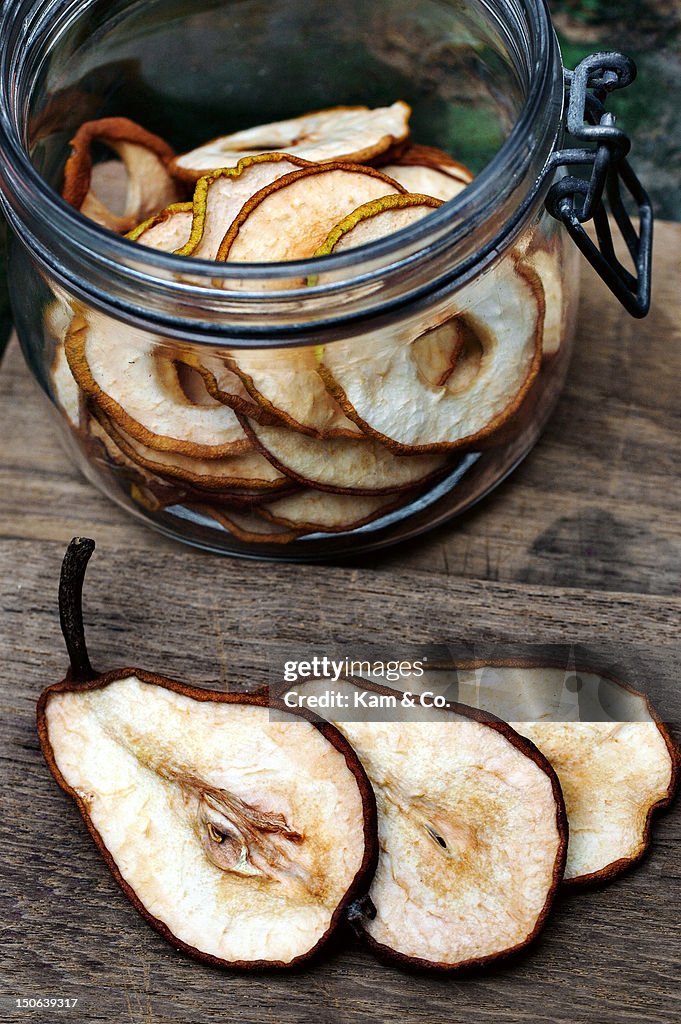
[{"xmin": 0, "ymin": 0, "xmax": 562, "ymax": 298}]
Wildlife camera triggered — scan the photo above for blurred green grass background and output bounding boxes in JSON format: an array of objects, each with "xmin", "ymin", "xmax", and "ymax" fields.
[{"xmin": 0, "ymin": 0, "xmax": 678, "ymax": 351}]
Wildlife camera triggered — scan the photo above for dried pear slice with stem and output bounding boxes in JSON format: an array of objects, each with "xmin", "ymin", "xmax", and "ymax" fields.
[
  {"xmin": 217, "ymin": 164, "xmax": 407, "ymax": 263},
  {"xmin": 275, "ymin": 677, "xmax": 567, "ymax": 970},
  {"xmin": 260, "ymin": 488, "xmax": 415, "ymax": 533},
  {"xmin": 319, "ymin": 264, "xmax": 544, "ymax": 452},
  {"xmin": 91, "ymin": 405, "xmax": 290, "ymax": 493},
  {"xmin": 241, "ymin": 417, "xmax": 449, "ymax": 495},
  {"xmin": 372, "ymin": 661, "xmax": 679, "ymax": 885},
  {"xmin": 65, "ymin": 316, "xmax": 254, "ymax": 458},
  {"xmin": 62, "ymin": 117, "xmax": 182, "ymax": 233},
  {"xmin": 170, "ymin": 102, "xmax": 411, "ymax": 182},
  {"xmin": 38, "ymin": 539, "xmax": 378, "ymax": 969}
]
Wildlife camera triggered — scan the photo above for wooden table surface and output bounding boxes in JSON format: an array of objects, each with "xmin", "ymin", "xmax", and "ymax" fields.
[{"xmin": 1, "ymin": 222, "xmax": 679, "ymax": 1024}]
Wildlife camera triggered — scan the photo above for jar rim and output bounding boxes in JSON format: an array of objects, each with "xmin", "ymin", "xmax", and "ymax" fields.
[{"xmin": 0, "ymin": 0, "xmax": 564, "ymax": 334}]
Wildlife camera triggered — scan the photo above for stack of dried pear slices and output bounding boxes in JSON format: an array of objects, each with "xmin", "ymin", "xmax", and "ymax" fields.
[
  {"xmin": 50, "ymin": 103, "xmax": 565, "ymax": 543},
  {"xmin": 40, "ymin": 541, "xmax": 679, "ymax": 971}
]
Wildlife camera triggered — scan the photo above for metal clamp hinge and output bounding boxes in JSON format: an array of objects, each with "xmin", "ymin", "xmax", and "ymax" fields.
[{"xmin": 545, "ymin": 52, "xmax": 653, "ymax": 318}]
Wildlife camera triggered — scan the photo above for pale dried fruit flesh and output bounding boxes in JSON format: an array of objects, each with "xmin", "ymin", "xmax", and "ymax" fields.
[
  {"xmin": 378, "ymin": 164, "xmax": 469, "ymax": 202},
  {"xmin": 65, "ymin": 316, "xmax": 254, "ymax": 458},
  {"xmin": 214, "ymin": 348, "xmax": 364, "ymax": 439},
  {"xmin": 62, "ymin": 117, "xmax": 182, "ymax": 233},
  {"xmin": 90, "ymin": 405, "xmax": 290, "ymax": 492},
  {"xmin": 127, "ymin": 203, "xmax": 195, "ymax": 251},
  {"xmin": 170, "ymin": 102, "xmax": 411, "ymax": 181},
  {"xmin": 242, "ymin": 417, "xmax": 449, "ymax": 494},
  {"xmin": 319, "ymin": 264, "xmax": 544, "ymax": 452},
  {"xmin": 313, "ymin": 193, "xmax": 442, "ymax": 256},
  {"xmin": 369, "ymin": 662, "xmax": 680, "ymax": 885},
  {"xmin": 217, "ymin": 164, "xmax": 407, "ymax": 263},
  {"xmin": 276, "ymin": 678, "xmax": 567, "ymax": 970},
  {"xmin": 260, "ymin": 488, "xmax": 413, "ymax": 533},
  {"xmin": 37, "ymin": 540, "xmax": 377, "ymax": 969}
]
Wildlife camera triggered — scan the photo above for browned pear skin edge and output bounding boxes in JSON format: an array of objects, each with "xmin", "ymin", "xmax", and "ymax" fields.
[
  {"xmin": 425, "ymin": 656, "xmax": 681, "ymax": 888},
  {"xmin": 125, "ymin": 201, "xmax": 194, "ymax": 242},
  {"xmin": 64, "ymin": 316, "xmax": 253, "ymax": 460},
  {"xmin": 268, "ymin": 675, "xmax": 568, "ymax": 973},
  {"xmin": 62, "ymin": 117, "xmax": 178, "ymax": 220},
  {"xmin": 187, "ymin": 503, "xmax": 306, "ymax": 545},
  {"xmin": 385, "ymin": 143, "xmax": 474, "ymax": 184},
  {"xmin": 168, "ymin": 103, "xmax": 411, "ymax": 183},
  {"xmin": 89, "ymin": 403, "xmax": 290, "ymax": 494},
  {"xmin": 83, "ymin": 405, "xmax": 301, "ymax": 509},
  {"xmin": 315, "ymin": 193, "xmax": 443, "ymax": 258},
  {"xmin": 177, "ymin": 358, "xmax": 283, "ymax": 426},
  {"xmin": 259, "ymin": 488, "xmax": 420, "ymax": 534},
  {"xmin": 216, "ymin": 163, "xmax": 408, "ymax": 262},
  {"xmin": 36, "ymin": 669, "xmax": 379, "ymax": 972},
  {"xmin": 213, "ymin": 354, "xmax": 367, "ymax": 440},
  {"xmin": 469, "ymin": 251, "xmax": 562, "ymax": 451},
  {"xmin": 173, "ymin": 155, "xmax": 317, "ymax": 257},
  {"xmin": 317, "ymin": 262, "xmax": 545, "ymax": 455},
  {"xmin": 238, "ymin": 414, "xmax": 453, "ymax": 496}
]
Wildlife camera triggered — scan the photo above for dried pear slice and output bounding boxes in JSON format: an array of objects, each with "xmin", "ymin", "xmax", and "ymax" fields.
[
  {"xmin": 217, "ymin": 164, "xmax": 407, "ymax": 263},
  {"xmin": 170, "ymin": 102, "xmax": 411, "ymax": 182},
  {"xmin": 38, "ymin": 540, "xmax": 377, "ymax": 969},
  {"xmin": 51, "ymin": 344, "xmax": 85, "ymax": 429},
  {"xmin": 86, "ymin": 414, "xmax": 188, "ymax": 509},
  {"xmin": 129, "ymin": 155, "xmax": 316, "ymax": 258},
  {"xmin": 207, "ymin": 349, "xmax": 363, "ymax": 439},
  {"xmin": 260, "ymin": 489, "xmax": 413, "ymax": 533},
  {"xmin": 373, "ymin": 662, "xmax": 679, "ymax": 885},
  {"xmin": 62, "ymin": 117, "xmax": 181, "ymax": 233},
  {"xmin": 388, "ymin": 143, "xmax": 474, "ymax": 182},
  {"xmin": 91, "ymin": 406, "xmax": 290, "ymax": 492},
  {"xmin": 87, "ymin": 412, "xmax": 293, "ymax": 510},
  {"xmin": 65, "ymin": 316, "xmax": 253, "ymax": 458},
  {"xmin": 127, "ymin": 202, "xmax": 195, "ymax": 251},
  {"xmin": 379, "ymin": 140, "xmax": 473, "ymax": 201},
  {"xmin": 178, "ymin": 156, "xmax": 316, "ymax": 259},
  {"xmin": 503, "ymin": 668, "xmax": 678, "ymax": 885},
  {"xmin": 189, "ymin": 504, "xmax": 305, "ymax": 544},
  {"xmin": 319, "ymin": 264, "xmax": 544, "ymax": 452},
  {"xmin": 277, "ymin": 677, "xmax": 567, "ymax": 970},
  {"xmin": 242, "ymin": 418, "xmax": 448, "ymax": 494},
  {"xmin": 520, "ymin": 246, "xmax": 564, "ymax": 357},
  {"xmin": 314, "ymin": 193, "xmax": 442, "ymax": 255},
  {"xmin": 379, "ymin": 164, "xmax": 469, "ymax": 202}
]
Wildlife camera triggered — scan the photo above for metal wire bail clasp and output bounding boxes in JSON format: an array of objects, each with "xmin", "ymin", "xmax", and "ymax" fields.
[{"xmin": 545, "ymin": 52, "xmax": 653, "ymax": 318}]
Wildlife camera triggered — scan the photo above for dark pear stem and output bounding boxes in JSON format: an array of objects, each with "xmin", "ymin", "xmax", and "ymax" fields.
[
  {"xmin": 59, "ymin": 537, "xmax": 96, "ymax": 682},
  {"xmin": 345, "ymin": 893, "xmax": 376, "ymax": 935}
]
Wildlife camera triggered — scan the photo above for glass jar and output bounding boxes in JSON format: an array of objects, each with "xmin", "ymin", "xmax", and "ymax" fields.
[{"xmin": 0, "ymin": 0, "xmax": 649, "ymax": 559}]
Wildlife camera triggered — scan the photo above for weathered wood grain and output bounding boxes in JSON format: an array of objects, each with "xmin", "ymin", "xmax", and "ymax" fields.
[{"xmin": 0, "ymin": 223, "xmax": 679, "ymax": 1024}]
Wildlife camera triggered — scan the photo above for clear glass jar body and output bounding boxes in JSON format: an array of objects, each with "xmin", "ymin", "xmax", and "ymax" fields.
[{"xmin": 0, "ymin": 0, "xmax": 578, "ymax": 559}]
